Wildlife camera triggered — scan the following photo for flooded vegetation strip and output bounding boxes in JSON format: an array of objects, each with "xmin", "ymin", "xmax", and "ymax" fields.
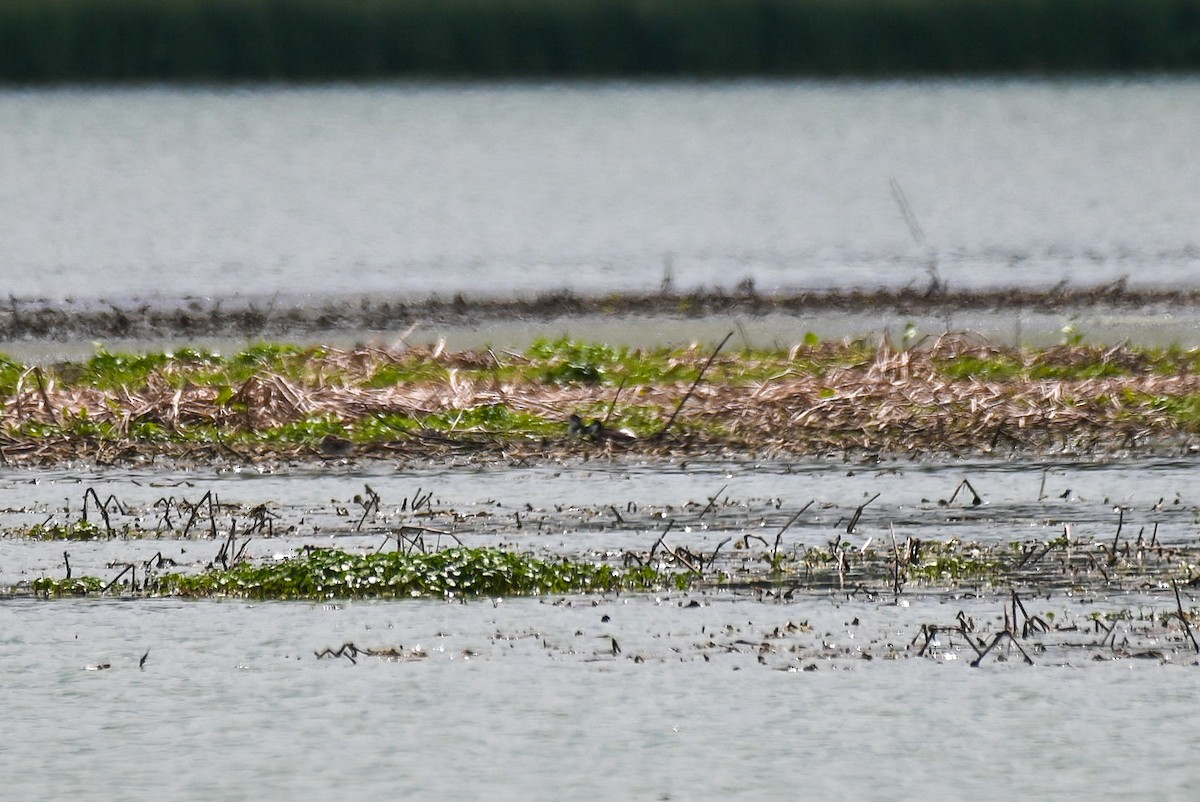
[
  {"xmin": 30, "ymin": 547, "xmax": 674, "ymax": 601},
  {"xmin": 0, "ymin": 283, "xmax": 1191, "ymax": 340},
  {"xmin": 4, "ymin": 334, "xmax": 1200, "ymax": 463},
  {"xmin": 8, "ymin": 464, "xmax": 1200, "ymax": 667},
  {"xmin": 16, "ymin": 491, "xmax": 1200, "ymax": 598},
  {"xmin": 9, "ymin": 473, "xmax": 1200, "ymax": 605},
  {"xmin": 17, "ymin": 505, "xmax": 1200, "ymax": 668}
]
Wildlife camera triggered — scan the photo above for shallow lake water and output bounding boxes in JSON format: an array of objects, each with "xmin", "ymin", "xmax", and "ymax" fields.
[
  {"xmin": 2, "ymin": 455, "xmax": 1199, "ymax": 585},
  {"xmin": 4, "ymin": 593, "xmax": 1199, "ymax": 800},
  {"xmin": 2, "ymin": 79, "xmax": 1199, "ymax": 305},
  {"xmin": 3, "ymin": 456, "xmax": 1200, "ymax": 798},
  {"xmin": 5, "ymin": 75, "xmax": 1200, "ymax": 798}
]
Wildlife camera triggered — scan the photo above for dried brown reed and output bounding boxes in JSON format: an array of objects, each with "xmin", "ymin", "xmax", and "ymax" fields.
[{"xmin": 3, "ymin": 336, "xmax": 1200, "ymax": 465}]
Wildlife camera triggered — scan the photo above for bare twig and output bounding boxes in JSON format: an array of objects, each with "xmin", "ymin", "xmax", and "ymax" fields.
[
  {"xmin": 653, "ymin": 331, "xmax": 734, "ymax": 440},
  {"xmin": 1172, "ymin": 580, "xmax": 1200, "ymax": 653},
  {"xmin": 846, "ymin": 493, "xmax": 880, "ymax": 534}
]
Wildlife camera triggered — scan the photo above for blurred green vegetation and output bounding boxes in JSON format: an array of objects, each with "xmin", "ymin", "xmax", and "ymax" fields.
[{"xmin": 1, "ymin": 0, "xmax": 1199, "ymax": 81}]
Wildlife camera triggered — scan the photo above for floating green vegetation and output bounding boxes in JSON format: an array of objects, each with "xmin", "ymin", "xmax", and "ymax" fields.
[
  {"xmin": 20, "ymin": 515, "xmax": 1200, "ymax": 601},
  {"xmin": 51, "ymin": 348, "xmax": 211, "ymax": 391},
  {"xmin": 32, "ymin": 576, "xmax": 105, "ymax": 596},
  {"xmin": 26, "ymin": 547, "xmax": 677, "ymax": 599},
  {"xmin": 149, "ymin": 547, "xmax": 677, "ymax": 600},
  {"xmin": 907, "ymin": 550, "xmax": 1003, "ymax": 582},
  {"xmin": 223, "ymin": 343, "xmax": 320, "ymax": 383},
  {"xmin": 77, "ymin": 350, "xmax": 175, "ymax": 390},
  {"xmin": 936, "ymin": 354, "xmax": 1030, "ymax": 382},
  {"xmin": 19, "ymin": 521, "xmax": 112, "ymax": 541},
  {"xmin": 354, "ymin": 413, "xmax": 421, "ymax": 440},
  {"xmin": 237, "ymin": 406, "xmax": 565, "ymax": 446}
]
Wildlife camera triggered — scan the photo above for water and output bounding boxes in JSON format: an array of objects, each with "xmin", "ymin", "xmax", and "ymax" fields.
[
  {"xmin": 1, "ymin": 456, "xmax": 1196, "ymax": 586},
  {"xmin": 4, "ymin": 457, "xmax": 1200, "ymax": 798},
  {"xmin": 2, "ymin": 79, "xmax": 1199, "ymax": 304},
  {"xmin": 5, "ymin": 77, "xmax": 1200, "ymax": 796},
  {"xmin": 4, "ymin": 595, "xmax": 1198, "ymax": 800}
]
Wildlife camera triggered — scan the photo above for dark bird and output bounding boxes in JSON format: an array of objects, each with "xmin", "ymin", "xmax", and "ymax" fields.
[
  {"xmin": 319, "ymin": 435, "xmax": 354, "ymax": 457},
  {"xmin": 568, "ymin": 414, "xmax": 602, "ymax": 438}
]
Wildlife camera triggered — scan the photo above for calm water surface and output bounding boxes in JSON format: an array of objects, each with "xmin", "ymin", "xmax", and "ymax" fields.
[
  {"xmin": 2, "ymin": 79, "xmax": 1198, "ymax": 304},
  {"xmin": 5, "ymin": 76, "xmax": 1200, "ymax": 796},
  {"xmin": 3, "ymin": 596, "xmax": 1198, "ymax": 800}
]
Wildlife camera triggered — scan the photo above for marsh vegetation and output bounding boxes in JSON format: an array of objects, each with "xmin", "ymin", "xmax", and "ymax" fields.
[
  {"xmin": 6, "ymin": 457, "xmax": 1200, "ymax": 673},
  {"xmin": 4, "ymin": 334, "xmax": 1200, "ymax": 464}
]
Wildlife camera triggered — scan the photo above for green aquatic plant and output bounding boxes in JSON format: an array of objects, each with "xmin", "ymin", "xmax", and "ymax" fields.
[
  {"xmin": 52, "ymin": 347, "xmax": 220, "ymax": 391},
  {"xmin": 36, "ymin": 343, "xmax": 334, "ymax": 393},
  {"xmin": 150, "ymin": 547, "xmax": 675, "ymax": 600},
  {"xmin": 128, "ymin": 420, "xmax": 172, "ymax": 443},
  {"xmin": 20, "ymin": 521, "xmax": 110, "ymax": 541},
  {"xmin": 23, "ymin": 547, "xmax": 677, "ymax": 600},
  {"xmin": 350, "ymin": 406, "xmax": 564, "ymax": 440},
  {"xmin": 32, "ymin": 576, "xmax": 105, "ymax": 596},
  {"xmin": 909, "ymin": 551, "xmax": 1002, "ymax": 582},
  {"xmin": 773, "ymin": 537, "xmax": 1010, "ymax": 589},
  {"xmin": 526, "ymin": 338, "xmax": 617, "ymax": 384}
]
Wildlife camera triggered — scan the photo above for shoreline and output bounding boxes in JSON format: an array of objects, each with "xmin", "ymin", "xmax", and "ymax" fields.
[{"xmin": 2, "ymin": 282, "xmax": 1198, "ymax": 346}]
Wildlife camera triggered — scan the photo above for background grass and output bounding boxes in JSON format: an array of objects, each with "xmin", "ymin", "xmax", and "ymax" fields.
[{"xmin": 1, "ymin": 0, "xmax": 1199, "ymax": 82}]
